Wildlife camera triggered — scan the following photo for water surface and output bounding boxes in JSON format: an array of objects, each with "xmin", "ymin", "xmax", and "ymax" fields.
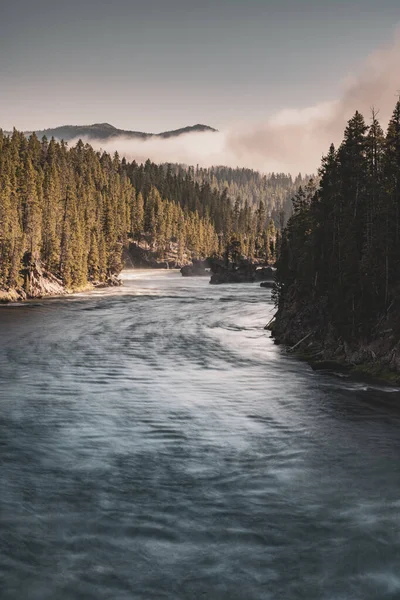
[{"xmin": 1, "ymin": 271, "xmax": 400, "ymax": 599}]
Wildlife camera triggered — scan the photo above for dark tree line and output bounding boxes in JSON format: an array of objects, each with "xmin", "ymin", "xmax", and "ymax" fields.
[{"xmin": 275, "ymin": 100, "xmax": 400, "ymax": 341}]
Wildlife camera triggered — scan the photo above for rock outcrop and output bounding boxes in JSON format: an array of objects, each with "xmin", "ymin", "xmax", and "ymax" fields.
[
  {"xmin": 124, "ymin": 241, "xmax": 189, "ymax": 270},
  {"xmin": 93, "ymin": 274, "xmax": 122, "ymax": 289},
  {"xmin": 0, "ymin": 252, "xmax": 121, "ymax": 303},
  {"xmin": 181, "ymin": 259, "xmax": 211, "ymax": 277},
  {"xmin": 1, "ymin": 257, "xmax": 66, "ymax": 302},
  {"xmin": 256, "ymin": 266, "xmax": 275, "ymax": 281},
  {"xmin": 270, "ymin": 296, "xmax": 400, "ymax": 383},
  {"xmin": 21, "ymin": 253, "xmax": 66, "ymax": 298},
  {"xmin": 209, "ymin": 261, "xmax": 276, "ymax": 285}
]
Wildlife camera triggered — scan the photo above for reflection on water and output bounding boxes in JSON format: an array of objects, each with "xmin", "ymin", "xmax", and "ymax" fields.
[{"xmin": 1, "ymin": 270, "xmax": 400, "ymax": 600}]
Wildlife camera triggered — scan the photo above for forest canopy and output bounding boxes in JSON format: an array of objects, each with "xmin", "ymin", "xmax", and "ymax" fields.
[
  {"xmin": 0, "ymin": 130, "xmax": 279, "ymax": 294},
  {"xmin": 275, "ymin": 100, "xmax": 400, "ymax": 342}
]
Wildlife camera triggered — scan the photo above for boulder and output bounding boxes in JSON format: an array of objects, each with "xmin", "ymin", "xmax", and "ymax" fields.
[
  {"xmin": 260, "ymin": 280, "xmax": 274, "ymax": 288},
  {"xmin": 255, "ymin": 266, "xmax": 276, "ymax": 281},
  {"xmin": 107, "ymin": 274, "xmax": 122, "ymax": 287},
  {"xmin": 210, "ymin": 265, "xmax": 257, "ymax": 284},
  {"xmin": 181, "ymin": 259, "xmax": 211, "ymax": 277},
  {"xmin": 209, "ymin": 260, "xmax": 276, "ymax": 285}
]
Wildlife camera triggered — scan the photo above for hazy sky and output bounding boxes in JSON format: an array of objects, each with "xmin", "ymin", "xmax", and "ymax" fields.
[{"xmin": 1, "ymin": 0, "xmax": 399, "ymax": 132}]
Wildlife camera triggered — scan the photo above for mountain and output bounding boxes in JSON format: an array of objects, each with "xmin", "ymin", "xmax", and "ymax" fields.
[{"xmin": 18, "ymin": 123, "xmax": 217, "ymax": 142}]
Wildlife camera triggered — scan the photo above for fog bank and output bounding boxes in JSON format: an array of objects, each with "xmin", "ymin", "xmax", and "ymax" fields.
[{"xmin": 71, "ymin": 29, "xmax": 400, "ymax": 175}]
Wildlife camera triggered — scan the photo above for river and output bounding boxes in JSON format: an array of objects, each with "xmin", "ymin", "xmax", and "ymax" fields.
[{"xmin": 1, "ymin": 270, "xmax": 400, "ymax": 599}]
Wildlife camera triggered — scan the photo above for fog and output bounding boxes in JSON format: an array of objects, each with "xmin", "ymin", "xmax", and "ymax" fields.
[{"xmin": 71, "ymin": 29, "xmax": 400, "ymax": 175}]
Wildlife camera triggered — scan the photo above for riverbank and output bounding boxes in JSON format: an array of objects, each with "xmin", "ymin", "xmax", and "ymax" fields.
[
  {"xmin": 0, "ymin": 266, "xmax": 121, "ymax": 303},
  {"xmin": 270, "ymin": 300, "xmax": 400, "ymax": 384},
  {"xmin": 0, "ymin": 283, "xmax": 108, "ymax": 303}
]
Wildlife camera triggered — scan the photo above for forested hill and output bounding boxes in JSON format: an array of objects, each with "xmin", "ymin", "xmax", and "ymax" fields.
[
  {"xmin": 273, "ymin": 100, "xmax": 400, "ymax": 379},
  {"xmin": 167, "ymin": 165, "xmax": 311, "ymax": 226},
  {"xmin": 17, "ymin": 123, "xmax": 217, "ymax": 143},
  {"xmin": 0, "ymin": 130, "xmax": 278, "ymax": 301}
]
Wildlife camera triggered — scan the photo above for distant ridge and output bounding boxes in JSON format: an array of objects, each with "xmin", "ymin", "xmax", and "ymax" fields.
[{"xmin": 15, "ymin": 123, "xmax": 218, "ymax": 142}]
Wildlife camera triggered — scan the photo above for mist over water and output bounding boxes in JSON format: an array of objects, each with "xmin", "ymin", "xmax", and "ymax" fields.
[{"xmin": 1, "ymin": 271, "xmax": 400, "ymax": 599}]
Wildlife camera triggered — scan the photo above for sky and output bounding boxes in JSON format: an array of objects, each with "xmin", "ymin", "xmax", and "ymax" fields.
[{"xmin": 1, "ymin": 0, "xmax": 400, "ymax": 172}]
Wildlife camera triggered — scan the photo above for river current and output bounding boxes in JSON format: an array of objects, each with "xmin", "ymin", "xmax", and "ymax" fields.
[{"xmin": 1, "ymin": 270, "xmax": 400, "ymax": 599}]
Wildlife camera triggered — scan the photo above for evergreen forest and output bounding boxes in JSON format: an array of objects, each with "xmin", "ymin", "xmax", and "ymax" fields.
[
  {"xmin": 167, "ymin": 164, "xmax": 310, "ymax": 226},
  {"xmin": 275, "ymin": 100, "xmax": 400, "ymax": 346},
  {"xmin": 0, "ymin": 130, "xmax": 278, "ymax": 295}
]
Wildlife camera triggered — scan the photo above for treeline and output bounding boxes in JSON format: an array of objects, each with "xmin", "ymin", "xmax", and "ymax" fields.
[
  {"xmin": 0, "ymin": 131, "xmax": 279, "ymax": 294},
  {"xmin": 166, "ymin": 164, "xmax": 311, "ymax": 225},
  {"xmin": 0, "ymin": 131, "xmax": 218, "ymax": 292},
  {"xmin": 275, "ymin": 100, "xmax": 400, "ymax": 341},
  {"xmin": 120, "ymin": 160, "xmax": 279, "ymax": 262}
]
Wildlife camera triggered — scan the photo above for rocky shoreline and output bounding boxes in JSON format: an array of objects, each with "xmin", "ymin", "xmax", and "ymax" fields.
[
  {"xmin": 0, "ymin": 258, "xmax": 121, "ymax": 304},
  {"xmin": 269, "ymin": 300, "xmax": 400, "ymax": 384},
  {"xmin": 180, "ymin": 259, "xmax": 211, "ymax": 277},
  {"xmin": 210, "ymin": 262, "xmax": 275, "ymax": 285},
  {"xmin": 180, "ymin": 258, "xmax": 276, "ymax": 285},
  {"xmin": 124, "ymin": 241, "xmax": 190, "ymax": 270}
]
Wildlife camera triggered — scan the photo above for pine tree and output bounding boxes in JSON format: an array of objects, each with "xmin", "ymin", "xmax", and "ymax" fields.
[
  {"xmin": 22, "ymin": 158, "xmax": 42, "ymax": 258},
  {"xmin": 0, "ymin": 129, "xmax": 260, "ymax": 296},
  {"xmin": 275, "ymin": 101, "xmax": 400, "ymax": 343}
]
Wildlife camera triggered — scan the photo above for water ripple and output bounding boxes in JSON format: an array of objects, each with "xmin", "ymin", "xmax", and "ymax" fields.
[{"xmin": 1, "ymin": 271, "xmax": 400, "ymax": 599}]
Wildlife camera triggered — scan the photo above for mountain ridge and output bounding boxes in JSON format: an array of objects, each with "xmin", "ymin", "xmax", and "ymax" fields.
[{"xmin": 8, "ymin": 123, "xmax": 218, "ymax": 142}]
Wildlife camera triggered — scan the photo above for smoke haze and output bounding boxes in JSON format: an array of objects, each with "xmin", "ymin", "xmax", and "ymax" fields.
[{"xmin": 71, "ymin": 29, "xmax": 400, "ymax": 175}]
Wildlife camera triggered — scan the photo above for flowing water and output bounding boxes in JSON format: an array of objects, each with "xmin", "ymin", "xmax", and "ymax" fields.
[{"xmin": 1, "ymin": 271, "xmax": 400, "ymax": 600}]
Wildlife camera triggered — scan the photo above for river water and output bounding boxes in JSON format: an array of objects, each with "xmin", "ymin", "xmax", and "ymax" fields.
[{"xmin": 1, "ymin": 271, "xmax": 400, "ymax": 599}]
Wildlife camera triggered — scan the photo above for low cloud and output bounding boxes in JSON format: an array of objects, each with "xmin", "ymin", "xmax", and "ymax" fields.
[
  {"xmin": 73, "ymin": 28, "xmax": 400, "ymax": 175},
  {"xmin": 227, "ymin": 26, "xmax": 400, "ymax": 174}
]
